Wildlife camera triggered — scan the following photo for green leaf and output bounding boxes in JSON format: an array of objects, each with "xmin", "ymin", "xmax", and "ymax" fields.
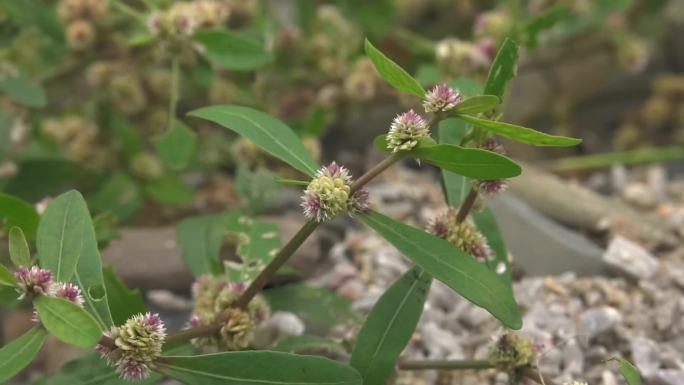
[
  {"xmin": 31, "ymin": 352, "xmax": 162, "ymax": 385},
  {"xmin": 176, "ymin": 213, "xmax": 237, "ymax": 277},
  {"xmin": 550, "ymin": 146, "xmax": 684, "ymax": 171},
  {"xmin": 0, "ymin": 263, "xmax": 16, "ymax": 287},
  {"xmin": 9, "ymin": 226, "xmax": 31, "ymax": 267},
  {"xmin": 274, "ymin": 178, "xmax": 310, "ymax": 186},
  {"xmin": 483, "ymin": 38, "xmax": 518, "ymax": 99},
  {"xmin": 449, "ymin": 77, "xmax": 483, "ymax": 98},
  {"xmin": 350, "ymin": 267, "xmax": 431, "ymax": 385},
  {"xmin": 159, "ymin": 351, "xmax": 362, "ymax": 385},
  {"xmin": 0, "ymin": 327, "xmax": 47, "ymax": 384},
  {"xmin": 473, "ymin": 209, "xmax": 512, "ymax": 285},
  {"xmin": 611, "ymin": 358, "xmax": 642, "ymax": 385},
  {"xmin": 90, "ymin": 172, "xmax": 142, "ymax": 222},
  {"xmin": 144, "ymin": 173, "xmax": 194, "ymax": 206},
  {"xmin": 37, "ymin": 190, "xmax": 89, "ymax": 282},
  {"xmin": 34, "ymin": 296, "xmax": 101, "ymax": 348},
  {"xmin": 413, "ymin": 143, "xmax": 521, "ymax": 179},
  {"xmin": 0, "ymin": 193, "xmax": 40, "ymax": 240},
  {"xmin": 188, "ymin": 105, "xmax": 319, "ymax": 176},
  {"xmin": 364, "ymin": 39, "xmax": 425, "ymax": 98},
  {"xmin": 438, "ymin": 119, "xmax": 469, "ymax": 206},
  {"xmin": 103, "ymin": 266, "xmax": 146, "ymax": 325},
  {"xmin": 524, "ymin": 6, "xmax": 570, "ymax": 48},
  {"xmin": 273, "ymin": 335, "xmax": 347, "ymax": 355},
  {"xmin": 235, "ymin": 166, "xmax": 278, "ymax": 215},
  {"xmin": 452, "ymin": 95, "xmax": 501, "ymax": 115},
  {"xmin": 193, "ymin": 30, "xmax": 273, "ymax": 71},
  {"xmin": 358, "ymin": 211, "xmax": 522, "ymax": 329},
  {"xmin": 228, "ymin": 219, "xmax": 281, "ymax": 282},
  {"xmin": 153, "ymin": 120, "xmax": 198, "ymax": 171},
  {"xmin": 457, "ymin": 114, "xmax": 582, "ymax": 147},
  {"xmin": 0, "ymin": 70, "xmax": 47, "ymax": 108},
  {"xmin": 72, "ymin": 209, "xmax": 114, "ymax": 330},
  {"xmin": 265, "ymin": 284, "xmax": 360, "ymax": 330}
]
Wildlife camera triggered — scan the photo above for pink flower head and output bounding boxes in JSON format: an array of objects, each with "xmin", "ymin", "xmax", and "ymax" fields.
[
  {"xmin": 474, "ymin": 179, "xmax": 508, "ymax": 196},
  {"xmin": 135, "ymin": 312, "xmax": 166, "ymax": 337},
  {"xmin": 186, "ymin": 314, "xmax": 203, "ymax": 328},
  {"xmin": 317, "ymin": 161, "xmax": 352, "ymax": 182},
  {"xmin": 349, "ymin": 189, "xmax": 370, "ymax": 215},
  {"xmin": 387, "ymin": 110, "xmax": 429, "ymax": 152},
  {"xmin": 301, "ymin": 162, "xmax": 355, "ymax": 222},
  {"xmin": 50, "ymin": 282, "xmax": 85, "ymax": 306},
  {"xmin": 15, "ymin": 266, "xmax": 53, "ymax": 298},
  {"xmin": 117, "ymin": 358, "xmax": 150, "ymax": 381},
  {"xmin": 423, "ymin": 84, "xmax": 463, "ymax": 113},
  {"xmin": 471, "ymin": 241, "xmax": 493, "ymax": 262},
  {"xmin": 480, "ymin": 137, "xmax": 506, "ymax": 155}
]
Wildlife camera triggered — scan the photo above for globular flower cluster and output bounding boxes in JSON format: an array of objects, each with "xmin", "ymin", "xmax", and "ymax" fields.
[
  {"xmin": 488, "ymin": 333, "xmax": 535, "ymax": 372},
  {"xmin": 97, "ymin": 313, "xmax": 167, "ymax": 381},
  {"xmin": 386, "ymin": 110, "xmax": 429, "ymax": 153},
  {"xmin": 435, "ymin": 38, "xmax": 491, "ymax": 77},
  {"xmin": 57, "ymin": 0, "xmax": 108, "ymax": 50},
  {"xmin": 423, "ymin": 84, "xmax": 463, "ymax": 113},
  {"xmin": 187, "ymin": 275, "xmax": 270, "ymax": 350},
  {"xmin": 301, "ymin": 162, "xmax": 369, "ymax": 222},
  {"xmin": 148, "ymin": 0, "xmax": 229, "ymax": 40},
  {"xmin": 427, "ymin": 209, "xmax": 492, "ymax": 261},
  {"xmin": 14, "ymin": 266, "xmax": 53, "ymax": 299}
]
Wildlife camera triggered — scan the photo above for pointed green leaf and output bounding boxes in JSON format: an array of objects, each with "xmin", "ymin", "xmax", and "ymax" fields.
[
  {"xmin": 0, "ymin": 327, "xmax": 47, "ymax": 383},
  {"xmin": 90, "ymin": 172, "xmax": 143, "ymax": 222},
  {"xmin": 358, "ymin": 211, "xmax": 522, "ymax": 329},
  {"xmin": 452, "ymin": 95, "xmax": 501, "ymax": 115},
  {"xmin": 364, "ymin": 39, "xmax": 425, "ymax": 98},
  {"xmin": 193, "ymin": 30, "xmax": 273, "ymax": 71},
  {"xmin": 273, "ymin": 335, "xmax": 346, "ymax": 355},
  {"xmin": 71, "ymin": 210, "xmax": 114, "ymax": 330},
  {"xmin": 0, "ymin": 263, "xmax": 16, "ymax": 287},
  {"xmin": 153, "ymin": 120, "xmax": 198, "ymax": 171},
  {"xmin": 144, "ymin": 173, "xmax": 194, "ymax": 206},
  {"xmin": 611, "ymin": 358, "xmax": 642, "ymax": 385},
  {"xmin": 34, "ymin": 296, "xmax": 101, "ymax": 348},
  {"xmin": 413, "ymin": 143, "xmax": 521, "ymax": 179},
  {"xmin": 438, "ymin": 119, "xmax": 469, "ymax": 206},
  {"xmin": 176, "ymin": 212, "xmax": 238, "ymax": 277},
  {"xmin": 228, "ymin": 219, "xmax": 281, "ymax": 282},
  {"xmin": 0, "ymin": 193, "xmax": 40, "ymax": 240},
  {"xmin": 483, "ymin": 38, "xmax": 518, "ymax": 99},
  {"xmin": 189, "ymin": 105, "xmax": 319, "ymax": 176},
  {"xmin": 0, "ymin": 71, "xmax": 47, "ymax": 108},
  {"xmin": 9, "ymin": 226, "xmax": 31, "ymax": 268},
  {"xmin": 473, "ymin": 208, "xmax": 512, "ymax": 284},
  {"xmin": 351, "ymin": 267, "xmax": 431, "ymax": 385},
  {"xmin": 103, "ymin": 266, "xmax": 146, "ymax": 325},
  {"xmin": 37, "ymin": 190, "xmax": 89, "ymax": 282},
  {"xmin": 159, "ymin": 351, "xmax": 362, "ymax": 385},
  {"xmin": 457, "ymin": 114, "xmax": 582, "ymax": 147}
]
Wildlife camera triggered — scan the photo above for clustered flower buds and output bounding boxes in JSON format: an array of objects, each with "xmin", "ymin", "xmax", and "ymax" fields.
[
  {"xmin": 49, "ymin": 282, "xmax": 85, "ymax": 306},
  {"xmin": 488, "ymin": 333, "xmax": 535, "ymax": 372},
  {"xmin": 427, "ymin": 209, "xmax": 492, "ymax": 261},
  {"xmin": 149, "ymin": 0, "xmax": 229, "ymax": 40},
  {"xmin": 423, "ymin": 84, "xmax": 463, "ymax": 113},
  {"xmin": 386, "ymin": 110, "xmax": 429, "ymax": 152},
  {"xmin": 97, "ymin": 313, "xmax": 167, "ymax": 381},
  {"xmin": 14, "ymin": 266, "xmax": 53, "ymax": 299},
  {"xmin": 187, "ymin": 275, "xmax": 270, "ymax": 350},
  {"xmin": 301, "ymin": 162, "xmax": 369, "ymax": 222},
  {"xmin": 435, "ymin": 38, "xmax": 491, "ymax": 77},
  {"xmin": 57, "ymin": 0, "xmax": 108, "ymax": 51}
]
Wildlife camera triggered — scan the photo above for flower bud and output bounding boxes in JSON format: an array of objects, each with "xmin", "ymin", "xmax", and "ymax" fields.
[
  {"xmin": 428, "ymin": 209, "xmax": 492, "ymax": 261},
  {"xmin": 301, "ymin": 162, "xmax": 368, "ymax": 222},
  {"xmin": 220, "ymin": 308, "xmax": 255, "ymax": 350},
  {"xmin": 423, "ymin": 84, "xmax": 463, "ymax": 113},
  {"xmin": 66, "ymin": 20, "xmax": 96, "ymax": 50},
  {"xmin": 488, "ymin": 332, "xmax": 535, "ymax": 372},
  {"xmin": 386, "ymin": 110, "xmax": 429, "ymax": 152},
  {"xmin": 15, "ymin": 266, "xmax": 53, "ymax": 299},
  {"xmin": 49, "ymin": 282, "xmax": 85, "ymax": 306},
  {"xmin": 472, "ymin": 179, "xmax": 507, "ymax": 196},
  {"xmin": 97, "ymin": 313, "xmax": 166, "ymax": 381}
]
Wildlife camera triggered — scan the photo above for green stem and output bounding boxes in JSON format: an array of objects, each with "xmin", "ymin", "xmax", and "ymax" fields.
[
  {"xmin": 398, "ymin": 359, "xmax": 495, "ymax": 370},
  {"xmin": 233, "ymin": 220, "xmax": 319, "ymax": 308},
  {"xmin": 109, "ymin": 0, "xmax": 148, "ymax": 25},
  {"xmin": 167, "ymin": 56, "xmax": 180, "ymax": 131},
  {"xmin": 455, "ymin": 187, "xmax": 478, "ymax": 223}
]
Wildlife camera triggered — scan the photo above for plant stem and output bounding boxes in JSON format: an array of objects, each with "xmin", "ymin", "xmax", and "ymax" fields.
[
  {"xmin": 167, "ymin": 56, "xmax": 180, "ymax": 131},
  {"xmin": 351, "ymin": 153, "xmax": 404, "ymax": 193},
  {"xmin": 455, "ymin": 188, "xmax": 478, "ymax": 223},
  {"xmin": 166, "ymin": 323, "xmax": 221, "ymax": 344},
  {"xmin": 398, "ymin": 359, "xmax": 495, "ymax": 370},
  {"xmin": 109, "ymin": 0, "xmax": 148, "ymax": 25},
  {"xmin": 233, "ymin": 220, "xmax": 319, "ymax": 309}
]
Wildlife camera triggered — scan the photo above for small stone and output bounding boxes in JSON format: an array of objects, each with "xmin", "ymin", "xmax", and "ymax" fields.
[
  {"xmin": 631, "ymin": 337, "xmax": 661, "ymax": 378},
  {"xmin": 622, "ymin": 182, "xmax": 658, "ymax": 208},
  {"xmin": 656, "ymin": 369, "xmax": 684, "ymax": 385},
  {"xmin": 603, "ymin": 236, "xmax": 659, "ymax": 280},
  {"xmin": 578, "ymin": 306, "xmax": 622, "ymax": 340}
]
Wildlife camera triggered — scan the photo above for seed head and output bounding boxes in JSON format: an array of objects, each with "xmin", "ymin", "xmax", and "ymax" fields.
[
  {"xmin": 302, "ymin": 162, "xmax": 366, "ymax": 222},
  {"xmin": 98, "ymin": 313, "xmax": 166, "ymax": 381},
  {"xmin": 15, "ymin": 266, "xmax": 53, "ymax": 299},
  {"xmin": 423, "ymin": 84, "xmax": 463, "ymax": 113},
  {"xmin": 386, "ymin": 110, "xmax": 429, "ymax": 153},
  {"xmin": 428, "ymin": 210, "xmax": 492, "ymax": 261},
  {"xmin": 488, "ymin": 332, "xmax": 535, "ymax": 372}
]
